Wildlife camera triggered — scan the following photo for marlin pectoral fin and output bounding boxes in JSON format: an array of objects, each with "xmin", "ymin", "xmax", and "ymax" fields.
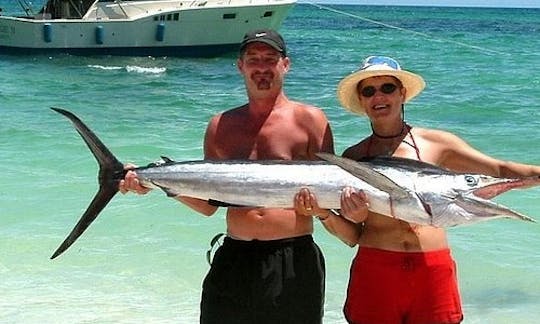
[
  {"xmin": 208, "ymin": 199, "xmax": 247, "ymax": 208},
  {"xmin": 316, "ymin": 153, "xmax": 410, "ymax": 199},
  {"xmin": 51, "ymin": 186, "xmax": 118, "ymax": 259},
  {"xmin": 416, "ymin": 193, "xmax": 433, "ymax": 218}
]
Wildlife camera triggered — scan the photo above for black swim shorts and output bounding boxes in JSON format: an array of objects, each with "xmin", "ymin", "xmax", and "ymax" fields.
[{"xmin": 200, "ymin": 235, "xmax": 325, "ymax": 324}]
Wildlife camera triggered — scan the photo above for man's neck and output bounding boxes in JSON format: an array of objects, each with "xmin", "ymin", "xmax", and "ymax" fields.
[{"xmin": 247, "ymin": 92, "xmax": 288, "ymax": 116}]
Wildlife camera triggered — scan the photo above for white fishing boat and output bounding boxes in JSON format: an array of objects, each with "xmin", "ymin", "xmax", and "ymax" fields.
[{"xmin": 0, "ymin": 0, "xmax": 296, "ymax": 56}]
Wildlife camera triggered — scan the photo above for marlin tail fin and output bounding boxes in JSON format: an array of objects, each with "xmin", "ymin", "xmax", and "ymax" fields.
[{"xmin": 50, "ymin": 108, "xmax": 124, "ymax": 259}]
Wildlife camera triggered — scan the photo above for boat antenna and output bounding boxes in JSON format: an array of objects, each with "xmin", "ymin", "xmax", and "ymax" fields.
[{"xmin": 17, "ymin": 0, "xmax": 34, "ymax": 16}]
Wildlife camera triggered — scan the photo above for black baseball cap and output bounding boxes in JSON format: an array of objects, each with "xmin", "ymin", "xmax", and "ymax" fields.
[{"xmin": 239, "ymin": 29, "xmax": 287, "ymax": 56}]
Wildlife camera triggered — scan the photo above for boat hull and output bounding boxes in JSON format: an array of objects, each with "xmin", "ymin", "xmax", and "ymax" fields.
[{"xmin": 0, "ymin": 42, "xmax": 240, "ymax": 57}]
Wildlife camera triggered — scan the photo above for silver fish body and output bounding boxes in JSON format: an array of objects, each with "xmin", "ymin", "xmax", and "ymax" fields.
[
  {"xmin": 49, "ymin": 108, "xmax": 537, "ymax": 259},
  {"xmin": 138, "ymin": 155, "xmax": 537, "ymax": 228},
  {"xmin": 137, "ymin": 159, "xmax": 399, "ymax": 214}
]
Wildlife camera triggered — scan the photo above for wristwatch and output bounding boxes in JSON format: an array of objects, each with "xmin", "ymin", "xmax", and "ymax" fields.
[{"xmin": 317, "ymin": 209, "xmax": 340, "ymax": 221}]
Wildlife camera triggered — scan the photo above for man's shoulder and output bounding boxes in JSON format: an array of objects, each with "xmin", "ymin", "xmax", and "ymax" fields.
[
  {"xmin": 205, "ymin": 105, "xmax": 247, "ymax": 133},
  {"xmin": 288, "ymin": 100, "xmax": 327, "ymax": 118},
  {"xmin": 289, "ymin": 100, "xmax": 322, "ymax": 111},
  {"xmin": 221, "ymin": 104, "xmax": 249, "ymax": 115},
  {"xmin": 209, "ymin": 105, "xmax": 248, "ymax": 123}
]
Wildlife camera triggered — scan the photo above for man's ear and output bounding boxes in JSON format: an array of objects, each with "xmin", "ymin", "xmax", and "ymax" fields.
[
  {"xmin": 237, "ymin": 57, "xmax": 244, "ymax": 73},
  {"xmin": 282, "ymin": 56, "xmax": 290, "ymax": 73}
]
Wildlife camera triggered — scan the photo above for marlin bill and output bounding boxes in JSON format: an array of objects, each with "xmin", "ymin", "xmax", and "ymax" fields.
[{"xmin": 49, "ymin": 108, "xmax": 539, "ymax": 259}]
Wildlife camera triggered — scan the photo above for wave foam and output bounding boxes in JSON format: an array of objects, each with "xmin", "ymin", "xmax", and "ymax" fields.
[{"xmin": 87, "ymin": 65, "xmax": 166, "ymax": 74}]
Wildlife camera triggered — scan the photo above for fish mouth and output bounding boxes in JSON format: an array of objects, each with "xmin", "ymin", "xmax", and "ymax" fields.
[
  {"xmin": 455, "ymin": 192, "xmax": 536, "ymax": 224},
  {"xmin": 472, "ymin": 175, "xmax": 540, "ymax": 200},
  {"xmin": 455, "ymin": 175, "xmax": 539, "ymax": 224}
]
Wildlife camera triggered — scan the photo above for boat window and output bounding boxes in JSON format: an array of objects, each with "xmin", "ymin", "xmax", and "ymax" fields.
[
  {"xmin": 174, "ymin": 13, "xmax": 179, "ymax": 21},
  {"xmin": 263, "ymin": 11, "xmax": 274, "ymax": 17},
  {"xmin": 223, "ymin": 13, "xmax": 236, "ymax": 19}
]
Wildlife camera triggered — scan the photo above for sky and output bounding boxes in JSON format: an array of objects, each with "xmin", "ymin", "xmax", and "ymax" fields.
[{"xmin": 300, "ymin": 0, "xmax": 540, "ymax": 8}]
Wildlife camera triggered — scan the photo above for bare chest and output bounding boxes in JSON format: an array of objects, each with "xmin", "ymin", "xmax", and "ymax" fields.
[{"xmin": 216, "ymin": 122, "xmax": 310, "ymax": 160}]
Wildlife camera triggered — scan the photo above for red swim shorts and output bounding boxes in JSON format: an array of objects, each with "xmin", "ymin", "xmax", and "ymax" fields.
[{"xmin": 344, "ymin": 247, "xmax": 463, "ymax": 324}]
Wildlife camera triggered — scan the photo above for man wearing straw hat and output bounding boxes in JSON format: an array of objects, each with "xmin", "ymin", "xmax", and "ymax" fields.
[{"xmin": 297, "ymin": 55, "xmax": 540, "ymax": 324}]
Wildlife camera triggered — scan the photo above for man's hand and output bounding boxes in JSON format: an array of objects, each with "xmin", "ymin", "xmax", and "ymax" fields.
[{"xmin": 118, "ymin": 164, "xmax": 151, "ymax": 195}]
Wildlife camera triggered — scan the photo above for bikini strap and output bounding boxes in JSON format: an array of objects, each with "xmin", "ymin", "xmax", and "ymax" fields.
[{"xmin": 403, "ymin": 123, "xmax": 422, "ymax": 161}]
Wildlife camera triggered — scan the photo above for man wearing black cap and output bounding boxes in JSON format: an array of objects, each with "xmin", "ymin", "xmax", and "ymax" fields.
[{"xmin": 120, "ymin": 29, "xmax": 333, "ymax": 323}]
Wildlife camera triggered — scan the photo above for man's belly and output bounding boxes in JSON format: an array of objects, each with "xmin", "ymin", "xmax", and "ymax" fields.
[{"xmin": 226, "ymin": 208, "xmax": 314, "ymax": 240}]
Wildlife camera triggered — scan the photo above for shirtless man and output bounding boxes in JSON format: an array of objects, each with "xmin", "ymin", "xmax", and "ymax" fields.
[
  {"xmin": 296, "ymin": 56, "xmax": 540, "ymax": 324},
  {"xmin": 120, "ymin": 29, "xmax": 334, "ymax": 324}
]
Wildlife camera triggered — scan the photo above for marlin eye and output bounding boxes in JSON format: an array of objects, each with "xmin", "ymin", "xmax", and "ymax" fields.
[{"xmin": 464, "ymin": 175, "xmax": 478, "ymax": 187}]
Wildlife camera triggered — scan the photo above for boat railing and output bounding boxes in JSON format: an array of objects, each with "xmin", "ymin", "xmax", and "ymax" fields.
[
  {"xmin": 188, "ymin": 1, "xmax": 207, "ymax": 7},
  {"xmin": 185, "ymin": 0, "xmax": 289, "ymax": 7}
]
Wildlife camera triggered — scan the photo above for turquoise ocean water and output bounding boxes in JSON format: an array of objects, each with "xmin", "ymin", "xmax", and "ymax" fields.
[{"xmin": 1, "ymin": 2, "xmax": 540, "ymax": 323}]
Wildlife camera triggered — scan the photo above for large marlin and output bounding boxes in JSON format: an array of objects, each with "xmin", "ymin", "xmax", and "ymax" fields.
[{"xmin": 49, "ymin": 108, "xmax": 538, "ymax": 259}]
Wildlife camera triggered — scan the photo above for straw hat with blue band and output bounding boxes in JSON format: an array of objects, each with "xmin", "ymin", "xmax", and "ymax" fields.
[{"xmin": 337, "ymin": 56, "xmax": 426, "ymax": 115}]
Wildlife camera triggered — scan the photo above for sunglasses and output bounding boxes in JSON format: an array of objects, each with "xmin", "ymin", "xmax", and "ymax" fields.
[{"xmin": 359, "ymin": 83, "xmax": 399, "ymax": 98}]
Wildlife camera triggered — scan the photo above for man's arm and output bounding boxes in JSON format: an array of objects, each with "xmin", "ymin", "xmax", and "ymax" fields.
[
  {"xmin": 175, "ymin": 115, "xmax": 221, "ymax": 216},
  {"xmin": 175, "ymin": 196, "xmax": 218, "ymax": 216}
]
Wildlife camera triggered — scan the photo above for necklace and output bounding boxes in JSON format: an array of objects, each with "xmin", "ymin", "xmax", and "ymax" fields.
[
  {"xmin": 371, "ymin": 122, "xmax": 406, "ymax": 139},
  {"xmin": 366, "ymin": 123, "xmax": 414, "ymax": 157}
]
